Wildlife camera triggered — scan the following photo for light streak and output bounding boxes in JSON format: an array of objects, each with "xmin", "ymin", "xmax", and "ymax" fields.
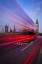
[{"xmin": 0, "ymin": 2, "xmax": 36, "ymax": 30}]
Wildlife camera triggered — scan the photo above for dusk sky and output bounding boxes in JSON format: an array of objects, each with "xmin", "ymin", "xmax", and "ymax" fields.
[
  {"xmin": 16, "ymin": 0, "xmax": 42, "ymax": 33},
  {"xmin": 0, "ymin": 0, "xmax": 42, "ymax": 33}
]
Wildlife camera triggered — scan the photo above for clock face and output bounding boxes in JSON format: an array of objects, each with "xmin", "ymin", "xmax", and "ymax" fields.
[{"xmin": 36, "ymin": 24, "xmax": 39, "ymax": 26}]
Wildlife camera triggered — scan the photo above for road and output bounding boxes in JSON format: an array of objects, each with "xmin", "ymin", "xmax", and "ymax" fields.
[
  {"xmin": 0, "ymin": 35, "xmax": 36, "ymax": 51},
  {"xmin": 0, "ymin": 36, "xmax": 42, "ymax": 64}
]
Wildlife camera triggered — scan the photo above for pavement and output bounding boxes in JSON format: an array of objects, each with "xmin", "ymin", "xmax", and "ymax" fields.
[{"xmin": 36, "ymin": 46, "xmax": 42, "ymax": 64}]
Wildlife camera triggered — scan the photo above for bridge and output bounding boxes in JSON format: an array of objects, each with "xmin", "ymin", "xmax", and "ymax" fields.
[{"xmin": 0, "ymin": 0, "xmax": 42, "ymax": 64}]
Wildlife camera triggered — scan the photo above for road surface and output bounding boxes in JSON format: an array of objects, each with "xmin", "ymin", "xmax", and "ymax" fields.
[{"xmin": 0, "ymin": 36, "xmax": 42, "ymax": 64}]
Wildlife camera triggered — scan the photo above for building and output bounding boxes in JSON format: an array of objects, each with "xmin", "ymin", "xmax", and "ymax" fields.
[
  {"xmin": 13, "ymin": 25, "xmax": 16, "ymax": 32},
  {"xmin": 36, "ymin": 19, "xmax": 39, "ymax": 35},
  {"xmin": 5, "ymin": 25, "xmax": 8, "ymax": 33}
]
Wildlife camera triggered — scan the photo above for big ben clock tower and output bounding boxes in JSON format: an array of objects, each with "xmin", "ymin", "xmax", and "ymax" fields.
[{"xmin": 36, "ymin": 19, "xmax": 39, "ymax": 35}]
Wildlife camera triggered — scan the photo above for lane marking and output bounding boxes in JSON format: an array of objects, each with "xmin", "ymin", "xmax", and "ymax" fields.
[
  {"xmin": 0, "ymin": 39, "xmax": 29, "ymax": 46},
  {"xmin": 0, "ymin": 41, "xmax": 15, "ymax": 46},
  {"xmin": 24, "ymin": 39, "xmax": 42, "ymax": 64},
  {"xmin": 34, "ymin": 39, "xmax": 40, "ymax": 42},
  {"xmin": 0, "ymin": 38, "xmax": 37, "ymax": 47},
  {"xmin": 0, "ymin": 39, "xmax": 25, "ymax": 46},
  {"xmin": 0, "ymin": 40, "xmax": 23, "ymax": 46},
  {"xmin": 21, "ymin": 42, "xmax": 33, "ymax": 51}
]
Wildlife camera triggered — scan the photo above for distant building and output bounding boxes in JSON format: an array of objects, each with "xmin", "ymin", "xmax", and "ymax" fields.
[
  {"xmin": 10, "ymin": 29, "xmax": 12, "ymax": 32},
  {"xmin": 2, "ymin": 28, "xmax": 4, "ymax": 33},
  {"xmin": 5, "ymin": 24, "xmax": 8, "ymax": 32},
  {"xmin": 13, "ymin": 25, "xmax": 16, "ymax": 32},
  {"xmin": 36, "ymin": 19, "xmax": 39, "ymax": 35}
]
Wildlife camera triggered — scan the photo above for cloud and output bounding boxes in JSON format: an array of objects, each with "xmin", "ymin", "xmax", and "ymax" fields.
[
  {"xmin": 36, "ymin": 7, "xmax": 41, "ymax": 11},
  {"xmin": 34, "ymin": 11, "xmax": 37, "ymax": 15},
  {"xmin": 29, "ymin": 7, "xmax": 41, "ymax": 18},
  {"xmin": 29, "ymin": 11, "xmax": 37, "ymax": 17},
  {"xmin": 36, "ymin": 2, "xmax": 40, "ymax": 6},
  {"xmin": 33, "ymin": 7, "xmax": 41, "ymax": 15},
  {"xmin": 36, "ymin": 1, "xmax": 42, "ymax": 6}
]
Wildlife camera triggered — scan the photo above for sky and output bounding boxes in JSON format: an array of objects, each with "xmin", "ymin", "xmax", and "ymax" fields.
[
  {"xmin": 16, "ymin": 0, "xmax": 42, "ymax": 33},
  {"xmin": 0, "ymin": 0, "xmax": 42, "ymax": 33}
]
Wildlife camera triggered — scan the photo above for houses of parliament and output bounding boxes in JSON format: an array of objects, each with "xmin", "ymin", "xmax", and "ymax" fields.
[{"xmin": 0, "ymin": 19, "xmax": 39, "ymax": 37}]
